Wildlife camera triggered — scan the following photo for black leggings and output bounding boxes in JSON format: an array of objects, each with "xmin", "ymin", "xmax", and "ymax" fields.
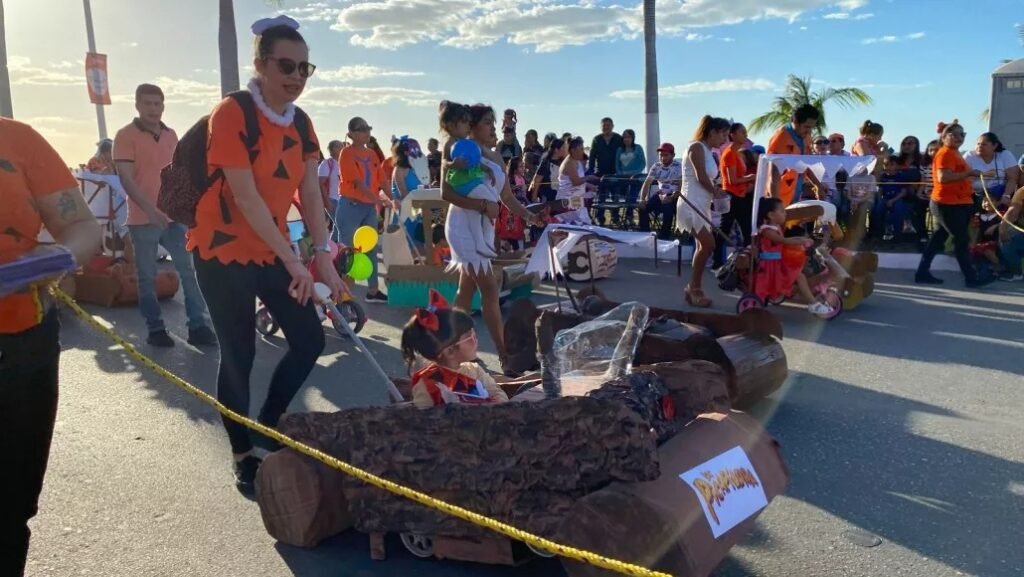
[
  {"xmin": 0, "ymin": 311, "xmax": 60, "ymax": 577},
  {"xmin": 917, "ymin": 203, "xmax": 978, "ymax": 283},
  {"xmin": 194, "ymin": 257, "xmax": 325, "ymax": 454},
  {"xmin": 719, "ymin": 193, "xmax": 754, "ymax": 248}
]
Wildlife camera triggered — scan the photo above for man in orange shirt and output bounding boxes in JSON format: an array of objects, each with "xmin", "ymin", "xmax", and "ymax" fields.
[
  {"xmin": 767, "ymin": 103, "xmax": 824, "ymax": 206},
  {"xmin": 0, "ymin": 118, "xmax": 101, "ymax": 577},
  {"xmin": 114, "ymin": 84, "xmax": 215, "ymax": 347},
  {"xmin": 337, "ymin": 116, "xmax": 388, "ymax": 302}
]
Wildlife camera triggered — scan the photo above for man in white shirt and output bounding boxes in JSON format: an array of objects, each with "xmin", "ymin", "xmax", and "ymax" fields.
[
  {"xmin": 318, "ymin": 140, "xmax": 344, "ymax": 240},
  {"xmin": 638, "ymin": 142, "xmax": 682, "ymax": 239}
]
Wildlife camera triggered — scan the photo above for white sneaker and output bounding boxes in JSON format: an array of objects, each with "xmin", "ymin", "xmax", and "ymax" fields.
[{"xmin": 807, "ymin": 301, "xmax": 834, "ymax": 316}]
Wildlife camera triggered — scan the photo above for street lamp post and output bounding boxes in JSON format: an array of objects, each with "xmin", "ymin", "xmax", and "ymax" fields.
[
  {"xmin": 83, "ymin": 0, "xmax": 107, "ymax": 139},
  {"xmin": 0, "ymin": 0, "xmax": 13, "ymax": 118}
]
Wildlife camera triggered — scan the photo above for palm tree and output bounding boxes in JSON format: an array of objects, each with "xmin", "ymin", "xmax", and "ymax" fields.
[
  {"xmin": 218, "ymin": 0, "xmax": 240, "ymax": 96},
  {"xmin": 749, "ymin": 75, "xmax": 872, "ymax": 136},
  {"xmin": 0, "ymin": 0, "xmax": 13, "ymax": 118},
  {"xmin": 642, "ymin": 0, "xmax": 659, "ymax": 160}
]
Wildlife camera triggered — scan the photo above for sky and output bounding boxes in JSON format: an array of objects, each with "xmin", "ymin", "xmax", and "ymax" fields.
[{"xmin": 5, "ymin": 0, "xmax": 1023, "ymax": 165}]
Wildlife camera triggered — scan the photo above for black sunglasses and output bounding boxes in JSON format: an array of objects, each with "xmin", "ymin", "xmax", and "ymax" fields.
[{"xmin": 265, "ymin": 57, "xmax": 316, "ymax": 78}]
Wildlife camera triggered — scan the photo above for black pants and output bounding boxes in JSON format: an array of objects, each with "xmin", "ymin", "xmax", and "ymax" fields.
[
  {"xmin": 194, "ymin": 257, "xmax": 325, "ymax": 455},
  {"xmin": 917, "ymin": 203, "xmax": 978, "ymax": 283},
  {"xmin": 640, "ymin": 194, "xmax": 676, "ymax": 239},
  {"xmin": 0, "ymin": 311, "xmax": 60, "ymax": 577},
  {"xmin": 717, "ymin": 193, "xmax": 754, "ymax": 268}
]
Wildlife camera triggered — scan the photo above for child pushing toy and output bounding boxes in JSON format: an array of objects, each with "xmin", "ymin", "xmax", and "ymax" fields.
[{"xmin": 401, "ymin": 289, "xmax": 510, "ymax": 408}]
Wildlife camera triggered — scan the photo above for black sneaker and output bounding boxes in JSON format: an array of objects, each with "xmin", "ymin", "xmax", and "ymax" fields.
[
  {"xmin": 234, "ymin": 455, "xmax": 262, "ymax": 497},
  {"xmin": 147, "ymin": 330, "xmax": 175, "ymax": 347},
  {"xmin": 966, "ymin": 276, "xmax": 995, "ymax": 289},
  {"xmin": 251, "ymin": 429, "xmax": 283, "ymax": 454},
  {"xmin": 914, "ymin": 273, "xmax": 944, "ymax": 285},
  {"xmin": 187, "ymin": 326, "xmax": 218, "ymax": 347},
  {"xmin": 365, "ymin": 291, "xmax": 388, "ymax": 303}
]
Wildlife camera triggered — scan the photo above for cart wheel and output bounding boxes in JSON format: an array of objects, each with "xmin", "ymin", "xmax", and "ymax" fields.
[
  {"xmin": 526, "ymin": 542, "xmax": 557, "ymax": 558},
  {"xmin": 767, "ymin": 295, "xmax": 787, "ymax": 306},
  {"xmin": 736, "ymin": 294, "xmax": 764, "ymax": 314},
  {"xmin": 399, "ymin": 533, "xmax": 434, "ymax": 558},
  {"xmin": 256, "ymin": 307, "xmax": 278, "ymax": 336},
  {"xmin": 820, "ymin": 288, "xmax": 843, "ymax": 320},
  {"xmin": 338, "ymin": 300, "xmax": 367, "ymax": 335},
  {"xmin": 842, "ymin": 282, "xmax": 864, "ymax": 310}
]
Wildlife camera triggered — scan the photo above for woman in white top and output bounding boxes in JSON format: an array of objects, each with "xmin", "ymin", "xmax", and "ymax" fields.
[
  {"xmin": 678, "ymin": 115, "xmax": 730, "ymax": 308},
  {"xmin": 555, "ymin": 137, "xmax": 592, "ymax": 224},
  {"xmin": 963, "ymin": 132, "xmax": 1019, "ymax": 205}
]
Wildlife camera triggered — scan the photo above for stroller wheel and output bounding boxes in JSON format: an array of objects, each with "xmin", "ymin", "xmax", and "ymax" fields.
[
  {"xmin": 332, "ymin": 300, "xmax": 367, "ymax": 338},
  {"xmin": 819, "ymin": 288, "xmax": 844, "ymax": 320},
  {"xmin": 767, "ymin": 295, "xmax": 787, "ymax": 306},
  {"xmin": 736, "ymin": 293, "xmax": 764, "ymax": 314},
  {"xmin": 256, "ymin": 306, "xmax": 278, "ymax": 336}
]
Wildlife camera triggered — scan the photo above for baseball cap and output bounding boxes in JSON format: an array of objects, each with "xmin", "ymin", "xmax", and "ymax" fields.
[
  {"xmin": 657, "ymin": 142, "xmax": 675, "ymax": 154},
  {"xmin": 751, "ymin": 145, "xmax": 766, "ymax": 155}
]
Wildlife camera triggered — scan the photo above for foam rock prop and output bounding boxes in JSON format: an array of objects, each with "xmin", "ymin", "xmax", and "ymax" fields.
[
  {"xmin": 557, "ymin": 412, "xmax": 789, "ymax": 577},
  {"xmin": 278, "ymin": 396, "xmax": 659, "ymax": 539},
  {"xmin": 633, "ymin": 361, "xmax": 733, "ymax": 422}
]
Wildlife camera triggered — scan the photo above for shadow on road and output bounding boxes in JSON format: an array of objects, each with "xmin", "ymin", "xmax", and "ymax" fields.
[{"xmin": 768, "ymin": 371, "xmax": 1024, "ymax": 577}]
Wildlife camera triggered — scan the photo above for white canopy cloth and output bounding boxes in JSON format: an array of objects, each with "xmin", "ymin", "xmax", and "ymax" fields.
[
  {"xmin": 525, "ymin": 223, "xmax": 680, "ymax": 277},
  {"xmin": 752, "ymin": 154, "xmax": 877, "ymax": 234}
]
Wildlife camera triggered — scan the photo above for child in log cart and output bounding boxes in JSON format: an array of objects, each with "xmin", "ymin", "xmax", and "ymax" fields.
[
  {"xmin": 401, "ymin": 289, "xmax": 509, "ymax": 408},
  {"xmin": 756, "ymin": 198, "xmax": 836, "ymax": 316}
]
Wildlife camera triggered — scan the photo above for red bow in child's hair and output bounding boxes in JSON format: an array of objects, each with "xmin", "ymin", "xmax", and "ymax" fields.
[{"xmin": 415, "ymin": 289, "xmax": 450, "ymax": 332}]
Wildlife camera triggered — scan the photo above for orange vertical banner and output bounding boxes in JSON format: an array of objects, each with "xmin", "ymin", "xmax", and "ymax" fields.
[{"xmin": 85, "ymin": 53, "xmax": 111, "ymax": 105}]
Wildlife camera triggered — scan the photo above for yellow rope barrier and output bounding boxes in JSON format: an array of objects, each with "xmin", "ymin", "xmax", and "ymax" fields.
[{"xmin": 50, "ymin": 287, "xmax": 672, "ymax": 577}]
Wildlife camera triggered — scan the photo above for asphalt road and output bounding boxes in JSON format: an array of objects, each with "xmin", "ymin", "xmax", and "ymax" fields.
[{"xmin": 26, "ymin": 260, "xmax": 1024, "ymax": 577}]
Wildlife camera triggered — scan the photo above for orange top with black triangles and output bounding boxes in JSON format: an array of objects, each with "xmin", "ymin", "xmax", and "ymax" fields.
[
  {"xmin": 187, "ymin": 97, "xmax": 320, "ymax": 265},
  {"xmin": 0, "ymin": 118, "xmax": 79, "ymax": 334}
]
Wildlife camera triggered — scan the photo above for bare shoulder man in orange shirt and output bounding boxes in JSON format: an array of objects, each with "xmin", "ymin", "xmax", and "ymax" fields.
[
  {"xmin": 0, "ymin": 118, "xmax": 101, "ymax": 577},
  {"xmin": 766, "ymin": 103, "xmax": 825, "ymax": 206},
  {"xmin": 113, "ymin": 84, "xmax": 216, "ymax": 348}
]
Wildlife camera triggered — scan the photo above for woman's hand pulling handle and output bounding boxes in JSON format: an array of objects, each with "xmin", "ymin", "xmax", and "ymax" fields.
[
  {"xmin": 314, "ymin": 252, "xmax": 348, "ymax": 303},
  {"xmin": 284, "ymin": 258, "xmax": 315, "ymax": 305}
]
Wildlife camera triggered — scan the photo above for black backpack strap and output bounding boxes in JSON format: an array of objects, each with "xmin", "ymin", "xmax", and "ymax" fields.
[
  {"xmin": 227, "ymin": 91, "xmax": 261, "ymax": 162},
  {"xmin": 293, "ymin": 107, "xmax": 319, "ymax": 156}
]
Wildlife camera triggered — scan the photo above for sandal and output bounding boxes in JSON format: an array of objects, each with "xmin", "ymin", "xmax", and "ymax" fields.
[{"xmin": 684, "ymin": 286, "xmax": 712, "ymax": 308}]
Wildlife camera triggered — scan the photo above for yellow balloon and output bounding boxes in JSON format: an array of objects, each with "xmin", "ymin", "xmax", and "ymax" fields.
[{"xmin": 353, "ymin": 225, "xmax": 379, "ymax": 253}]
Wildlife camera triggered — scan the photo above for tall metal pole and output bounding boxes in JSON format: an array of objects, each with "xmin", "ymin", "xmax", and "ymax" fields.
[
  {"xmin": 0, "ymin": 0, "xmax": 14, "ymax": 118},
  {"xmin": 83, "ymin": 0, "xmax": 107, "ymax": 139},
  {"xmin": 642, "ymin": 0, "xmax": 660, "ymax": 160}
]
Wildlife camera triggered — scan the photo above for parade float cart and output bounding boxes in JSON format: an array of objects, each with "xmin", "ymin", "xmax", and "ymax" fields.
[
  {"xmin": 48, "ymin": 172, "xmax": 179, "ymax": 307},
  {"xmin": 748, "ymin": 154, "xmax": 879, "ymax": 312},
  {"xmin": 525, "ymin": 223, "xmax": 684, "ymax": 284},
  {"xmin": 382, "ymin": 188, "xmax": 538, "ymax": 309},
  {"xmin": 255, "ymin": 302, "xmax": 790, "ymax": 576}
]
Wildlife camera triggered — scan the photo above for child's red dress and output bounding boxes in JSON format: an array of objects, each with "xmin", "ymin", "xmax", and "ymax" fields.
[{"xmin": 754, "ymin": 224, "xmax": 805, "ymax": 300}]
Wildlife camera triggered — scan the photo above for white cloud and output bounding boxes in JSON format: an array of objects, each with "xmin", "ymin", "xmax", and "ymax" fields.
[
  {"xmin": 854, "ymin": 12, "xmax": 875, "ymax": 20},
  {"xmin": 328, "ymin": 0, "xmax": 876, "ymax": 52},
  {"xmin": 685, "ymin": 32, "xmax": 712, "ymax": 42},
  {"xmin": 862, "ymin": 31, "xmax": 925, "ymax": 44},
  {"xmin": 823, "ymin": 11, "xmax": 851, "ymax": 19},
  {"xmin": 610, "ymin": 78, "xmax": 777, "ymax": 99},
  {"xmin": 721, "ymin": 36, "xmax": 736, "ymax": 42},
  {"xmin": 111, "ymin": 77, "xmax": 222, "ymax": 107},
  {"xmin": 48, "ymin": 60, "xmax": 78, "ymax": 70},
  {"xmin": 285, "ymin": 1, "xmax": 343, "ymax": 23},
  {"xmin": 8, "ymin": 56, "xmax": 82, "ymax": 87},
  {"xmin": 121, "ymin": 42, "xmax": 139, "ymax": 48},
  {"xmin": 316, "ymin": 65, "xmax": 425, "ymax": 82}
]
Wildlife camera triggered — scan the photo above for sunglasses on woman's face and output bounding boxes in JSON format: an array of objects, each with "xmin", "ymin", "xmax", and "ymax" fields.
[{"xmin": 265, "ymin": 56, "xmax": 316, "ymax": 78}]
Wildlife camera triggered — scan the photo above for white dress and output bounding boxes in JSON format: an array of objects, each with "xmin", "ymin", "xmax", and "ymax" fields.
[
  {"xmin": 676, "ymin": 141, "xmax": 719, "ymax": 234},
  {"xmin": 445, "ymin": 155, "xmax": 506, "ymax": 274},
  {"xmin": 555, "ymin": 158, "xmax": 592, "ymax": 225}
]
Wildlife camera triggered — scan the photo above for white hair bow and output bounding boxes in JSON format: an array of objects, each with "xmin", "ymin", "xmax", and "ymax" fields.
[{"xmin": 251, "ymin": 15, "xmax": 300, "ymax": 35}]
